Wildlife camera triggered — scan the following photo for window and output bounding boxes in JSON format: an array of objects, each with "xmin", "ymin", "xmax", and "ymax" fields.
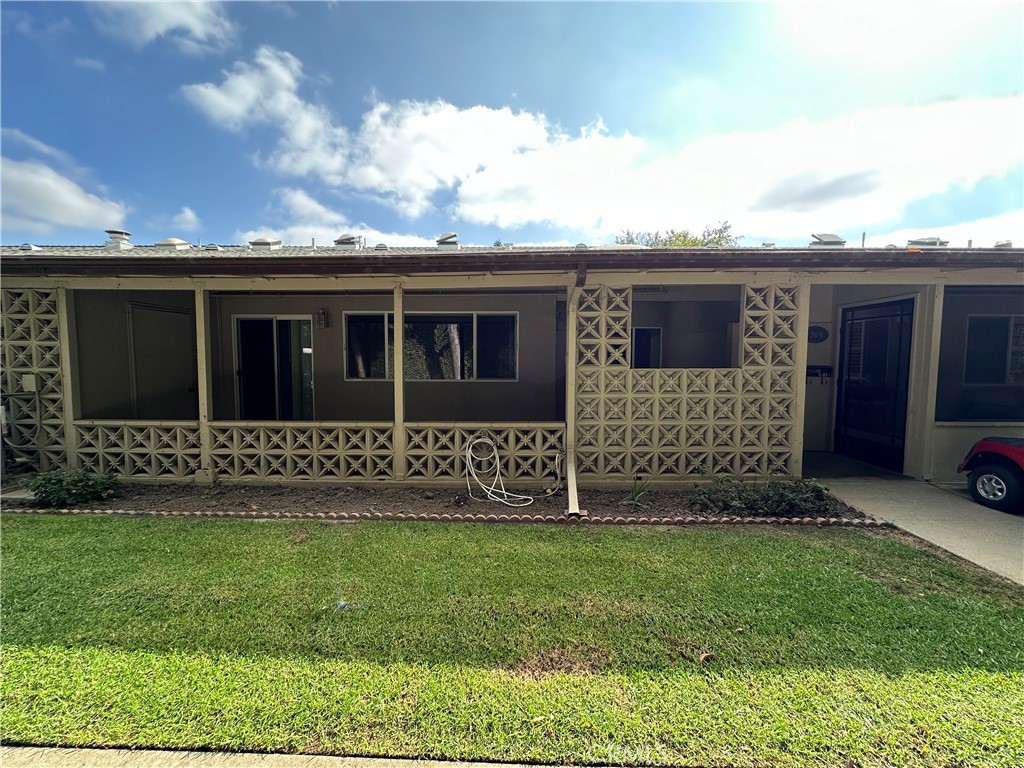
[
  {"xmin": 632, "ymin": 327, "xmax": 663, "ymax": 368},
  {"xmin": 964, "ymin": 315, "xmax": 1024, "ymax": 386},
  {"xmin": 344, "ymin": 312, "xmax": 517, "ymax": 380},
  {"xmin": 235, "ymin": 316, "xmax": 313, "ymax": 420},
  {"xmin": 631, "ymin": 285, "xmax": 742, "ymax": 369}
]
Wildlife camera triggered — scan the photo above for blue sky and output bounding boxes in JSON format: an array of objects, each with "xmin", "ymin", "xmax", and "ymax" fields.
[{"xmin": 2, "ymin": 1, "xmax": 1022, "ymax": 248}]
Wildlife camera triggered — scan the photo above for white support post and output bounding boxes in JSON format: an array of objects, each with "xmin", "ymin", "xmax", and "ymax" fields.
[
  {"xmin": 915, "ymin": 284, "xmax": 944, "ymax": 480},
  {"xmin": 56, "ymin": 287, "xmax": 79, "ymax": 469},
  {"xmin": 194, "ymin": 286, "xmax": 214, "ymax": 484},
  {"xmin": 565, "ymin": 284, "xmax": 582, "ymax": 515},
  {"xmin": 392, "ymin": 284, "xmax": 406, "ymax": 480},
  {"xmin": 790, "ymin": 281, "xmax": 812, "ymax": 478}
]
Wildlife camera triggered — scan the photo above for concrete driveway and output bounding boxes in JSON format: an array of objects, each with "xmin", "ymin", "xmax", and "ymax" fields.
[{"xmin": 825, "ymin": 474, "xmax": 1024, "ymax": 585}]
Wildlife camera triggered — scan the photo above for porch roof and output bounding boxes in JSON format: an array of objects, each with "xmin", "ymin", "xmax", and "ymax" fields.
[{"xmin": 1, "ymin": 243, "xmax": 1021, "ymax": 277}]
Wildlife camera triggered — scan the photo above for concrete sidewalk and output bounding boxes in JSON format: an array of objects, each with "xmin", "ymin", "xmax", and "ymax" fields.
[
  {"xmin": 827, "ymin": 475, "xmax": 1024, "ymax": 585},
  {"xmin": 0, "ymin": 748, "xmax": 535, "ymax": 768}
]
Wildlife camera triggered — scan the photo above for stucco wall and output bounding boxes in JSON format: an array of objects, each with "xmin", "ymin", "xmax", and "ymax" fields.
[
  {"xmin": 74, "ymin": 290, "xmax": 196, "ymax": 419},
  {"xmin": 210, "ymin": 292, "xmax": 564, "ymax": 422}
]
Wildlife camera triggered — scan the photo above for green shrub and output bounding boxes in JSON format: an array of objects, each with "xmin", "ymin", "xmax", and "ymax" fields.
[
  {"xmin": 690, "ymin": 475, "xmax": 842, "ymax": 516},
  {"xmin": 24, "ymin": 468, "xmax": 120, "ymax": 508}
]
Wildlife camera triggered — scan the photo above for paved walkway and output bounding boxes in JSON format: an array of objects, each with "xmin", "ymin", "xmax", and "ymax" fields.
[
  {"xmin": 827, "ymin": 474, "xmax": 1024, "ymax": 585},
  {"xmin": 0, "ymin": 748, "xmax": 534, "ymax": 768}
]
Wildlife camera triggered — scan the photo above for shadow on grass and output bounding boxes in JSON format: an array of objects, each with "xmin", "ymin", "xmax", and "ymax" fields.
[{"xmin": 2, "ymin": 515, "xmax": 1022, "ymax": 675}]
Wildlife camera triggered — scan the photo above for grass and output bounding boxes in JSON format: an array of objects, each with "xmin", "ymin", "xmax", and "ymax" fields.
[{"xmin": 2, "ymin": 515, "xmax": 1023, "ymax": 766}]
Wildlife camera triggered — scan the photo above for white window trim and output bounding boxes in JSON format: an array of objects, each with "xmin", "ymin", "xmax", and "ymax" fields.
[{"xmin": 342, "ymin": 310, "xmax": 520, "ymax": 382}]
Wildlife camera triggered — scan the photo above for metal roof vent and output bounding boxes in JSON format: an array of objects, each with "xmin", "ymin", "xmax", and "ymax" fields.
[
  {"xmin": 204, "ymin": 243, "xmax": 223, "ymax": 251},
  {"xmin": 436, "ymin": 231, "xmax": 459, "ymax": 250},
  {"xmin": 374, "ymin": 242, "xmax": 389, "ymax": 251},
  {"xmin": 248, "ymin": 237, "xmax": 282, "ymax": 251},
  {"xmin": 994, "ymin": 239, "xmax": 1013, "ymax": 248},
  {"xmin": 18, "ymin": 243, "xmax": 41, "ymax": 251},
  {"xmin": 104, "ymin": 229, "xmax": 133, "ymax": 250},
  {"xmin": 703, "ymin": 244, "xmax": 723, "ymax": 249},
  {"xmin": 334, "ymin": 233, "xmax": 363, "ymax": 250},
  {"xmin": 575, "ymin": 243, "xmax": 589, "ymax": 250},
  {"xmin": 809, "ymin": 233, "xmax": 846, "ymax": 248},
  {"xmin": 155, "ymin": 237, "xmax": 191, "ymax": 251},
  {"xmin": 906, "ymin": 236, "xmax": 949, "ymax": 248},
  {"xmin": 761, "ymin": 242, "xmax": 775, "ymax": 248}
]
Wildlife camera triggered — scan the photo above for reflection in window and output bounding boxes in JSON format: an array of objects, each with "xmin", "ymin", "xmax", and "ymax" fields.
[
  {"xmin": 964, "ymin": 315, "xmax": 1024, "ymax": 386},
  {"xmin": 344, "ymin": 312, "xmax": 516, "ymax": 380}
]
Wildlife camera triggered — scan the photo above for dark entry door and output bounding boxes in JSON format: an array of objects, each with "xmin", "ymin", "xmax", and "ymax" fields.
[
  {"xmin": 237, "ymin": 318, "xmax": 277, "ymax": 420},
  {"xmin": 835, "ymin": 299, "xmax": 914, "ymax": 473}
]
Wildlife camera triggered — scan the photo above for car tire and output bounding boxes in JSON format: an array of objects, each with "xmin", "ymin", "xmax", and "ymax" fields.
[{"xmin": 968, "ymin": 464, "xmax": 1023, "ymax": 513}]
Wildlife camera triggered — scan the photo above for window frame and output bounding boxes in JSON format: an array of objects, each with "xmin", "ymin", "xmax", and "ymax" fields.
[
  {"xmin": 342, "ymin": 310, "xmax": 520, "ymax": 382},
  {"xmin": 231, "ymin": 313, "xmax": 315, "ymax": 420},
  {"xmin": 630, "ymin": 326, "xmax": 664, "ymax": 369}
]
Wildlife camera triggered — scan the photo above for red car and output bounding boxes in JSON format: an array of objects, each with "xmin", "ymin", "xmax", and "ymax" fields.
[{"xmin": 957, "ymin": 437, "xmax": 1024, "ymax": 513}]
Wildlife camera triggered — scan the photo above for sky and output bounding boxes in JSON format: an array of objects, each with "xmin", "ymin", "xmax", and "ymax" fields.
[{"xmin": 1, "ymin": 1, "xmax": 1022, "ymax": 248}]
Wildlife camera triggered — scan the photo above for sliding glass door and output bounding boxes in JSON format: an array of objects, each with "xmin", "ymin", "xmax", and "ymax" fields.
[{"xmin": 235, "ymin": 317, "xmax": 313, "ymax": 420}]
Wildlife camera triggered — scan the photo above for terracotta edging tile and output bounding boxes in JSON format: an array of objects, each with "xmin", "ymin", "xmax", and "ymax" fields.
[{"xmin": 1, "ymin": 503, "xmax": 887, "ymax": 528}]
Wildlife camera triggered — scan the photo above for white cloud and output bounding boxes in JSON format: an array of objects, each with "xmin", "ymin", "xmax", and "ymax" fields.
[
  {"xmin": 182, "ymin": 47, "xmax": 349, "ymax": 181},
  {"xmin": 345, "ymin": 101, "xmax": 550, "ymax": 217},
  {"xmin": 183, "ymin": 47, "xmax": 1023, "ymax": 238},
  {"xmin": 1, "ymin": 128, "xmax": 79, "ymax": 169},
  {"xmin": 89, "ymin": 1, "xmax": 236, "ymax": 55},
  {"xmin": 74, "ymin": 57, "xmax": 106, "ymax": 72},
  {"xmin": 866, "ymin": 211, "xmax": 1024, "ymax": 249},
  {"xmin": 173, "ymin": 206, "xmax": 201, "ymax": 231},
  {"xmin": 235, "ymin": 188, "xmax": 435, "ymax": 247},
  {"xmin": 1, "ymin": 157, "xmax": 125, "ymax": 235}
]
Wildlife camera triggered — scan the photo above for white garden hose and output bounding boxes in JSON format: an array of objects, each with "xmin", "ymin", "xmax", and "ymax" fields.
[{"xmin": 465, "ymin": 435, "xmax": 535, "ymax": 507}]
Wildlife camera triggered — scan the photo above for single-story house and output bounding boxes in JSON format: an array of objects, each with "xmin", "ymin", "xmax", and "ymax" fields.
[{"xmin": 2, "ymin": 230, "xmax": 1022, "ymax": 497}]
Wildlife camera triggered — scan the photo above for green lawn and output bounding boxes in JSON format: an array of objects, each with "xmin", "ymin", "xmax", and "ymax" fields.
[{"xmin": 2, "ymin": 515, "xmax": 1022, "ymax": 767}]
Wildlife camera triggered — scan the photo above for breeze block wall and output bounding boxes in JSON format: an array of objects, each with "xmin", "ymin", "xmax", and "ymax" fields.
[
  {"xmin": 575, "ymin": 284, "xmax": 800, "ymax": 479},
  {"xmin": 1, "ymin": 289, "xmax": 67, "ymax": 471}
]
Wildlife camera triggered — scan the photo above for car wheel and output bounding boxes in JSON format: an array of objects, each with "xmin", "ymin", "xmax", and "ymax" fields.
[{"xmin": 968, "ymin": 464, "xmax": 1023, "ymax": 513}]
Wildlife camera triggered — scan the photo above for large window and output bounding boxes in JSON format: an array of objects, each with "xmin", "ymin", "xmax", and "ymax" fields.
[
  {"xmin": 935, "ymin": 287, "xmax": 1024, "ymax": 421},
  {"xmin": 345, "ymin": 312, "xmax": 517, "ymax": 381}
]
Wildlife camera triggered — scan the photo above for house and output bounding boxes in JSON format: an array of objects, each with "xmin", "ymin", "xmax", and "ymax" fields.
[{"xmin": 2, "ymin": 230, "xmax": 1022, "ymax": 498}]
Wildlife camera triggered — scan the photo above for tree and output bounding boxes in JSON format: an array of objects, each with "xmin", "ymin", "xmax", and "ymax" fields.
[{"xmin": 615, "ymin": 221, "xmax": 739, "ymax": 248}]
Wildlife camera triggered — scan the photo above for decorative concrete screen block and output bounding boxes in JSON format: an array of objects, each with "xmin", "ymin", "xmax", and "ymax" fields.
[
  {"xmin": 209, "ymin": 425, "xmax": 394, "ymax": 480},
  {"xmin": 77, "ymin": 423, "xmax": 201, "ymax": 478},
  {"xmin": 1, "ymin": 289, "xmax": 66, "ymax": 471},
  {"xmin": 575, "ymin": 284, "xmax": 800, "ymax": 479},
  {"xmin": 406, "ymin": 424, "xmax": 565, "ymax": 481}
]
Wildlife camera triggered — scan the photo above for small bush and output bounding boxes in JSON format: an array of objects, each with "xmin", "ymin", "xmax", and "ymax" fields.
[
  {"xmin": 24, "ymin": 468, "xmax": 120, "ymax": 508},
  {"xmin": 690, "ymin": 475, "xmax": 842, "ymax": 516}
]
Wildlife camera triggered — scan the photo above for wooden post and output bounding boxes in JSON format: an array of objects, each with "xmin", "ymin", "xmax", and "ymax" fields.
[
  {"xmin": 392, "ymin": 284, "xmax": 406, "ymax": 480},
  {"xmin": 789, "ymin": 280, "xmax": 812, "ymax": 478},
  {"xmin": 917, "ymin": 284, "xmax": 945, "ymax": 480},
  {"xmin": 194, "ymin": 286, "xmax": 214, "ymax": 484},
  {"xmin": 565, "ymin": 283, "xmax": 582, "ymax": 515},
  {"xmin": 56, "ymin": 287, "xmax": 79, "ymax": 469}
]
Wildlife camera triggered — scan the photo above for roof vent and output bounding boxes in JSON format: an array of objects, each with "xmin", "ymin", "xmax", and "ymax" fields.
[
  {"xmin": 575, "ymin": 243, "xmax": 589, "ymax": 250},
  {"xmin": 204, "ymin": 243, "xmax": 223, "ymax": 252},
  {"xmin": 155, "ymin": 237, "xmax": 191, "ymax": 251},
  {"xmin": 761, "ymin": 242, "xmax": 775, "ymax": 248},
  {"xmin": 374, "ymin": 242, "xmax": 389, "ymax": 251},
  {"xmin": 436, "ymin": 231, "xmax": 459, "ymax": 250},
  {"xmin": 18, "ymin": 243, "xmax": 41, "ymax": 251},
  {"xmin": 906, "ymin": 236, "xmax": 949, "ymax": 248},
  {"xmin": 248, "ymin": 237, "xmax": 282, "ymax": 251},
  {"xmin": 703, "ymin": 244, "xmax": 723, "ymax": 249},
  {"xmin": 334, "ymin": 233, "xmax": 363, "ymax": 250},
  {"xmin": 104, "ymin": 229, "xmax": 133, "ymax": 250},
  {"xmin": 994, "ymin": 239, "xmax": 1013, "ymax": 248},
  {"xmin": 809, "ymin": 233, "xmax": 846, "ymax": 248}
]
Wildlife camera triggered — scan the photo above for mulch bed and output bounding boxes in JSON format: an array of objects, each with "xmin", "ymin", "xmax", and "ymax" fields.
[{"xmin": 2, "ymin": 481, "xmax": 883, "ymax": 527}]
